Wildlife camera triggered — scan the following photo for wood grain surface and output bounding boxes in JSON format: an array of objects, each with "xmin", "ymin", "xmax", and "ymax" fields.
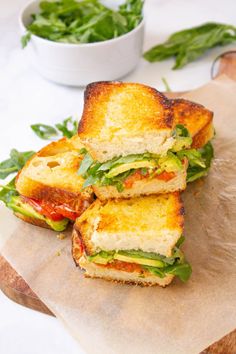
[{"xmin": 1, "ymin": 51, "xmax": 236, "ymax": 353}]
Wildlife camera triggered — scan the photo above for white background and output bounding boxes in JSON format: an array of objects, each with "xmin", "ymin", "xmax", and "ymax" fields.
[{"xmin": 0, "ymin": 0, "xmax": 235, "ymax": 353}]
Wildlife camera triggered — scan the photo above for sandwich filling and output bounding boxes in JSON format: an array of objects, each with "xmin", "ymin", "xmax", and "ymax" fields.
[
  {"xmin": 1, "ymin": 180, "xmax": 86, "ymax": 231},
  {"xmin": 78, "ymin": 125, "xmax": 214, "ymax": 191},
  {"xmin": 75, "ymin": 234, "xmax": 192, "ymax": 282}
]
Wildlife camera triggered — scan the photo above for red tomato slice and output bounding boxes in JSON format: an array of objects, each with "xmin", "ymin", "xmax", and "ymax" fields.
[
  {"xmin": 22, "ymin": 197, "xmax": 65, "ymax": 221},
  {"xmin": 123, "ymin": 169, "xmax": 176, "ymax": 189},
  {"xmin": 124, "ymin": 170, "xmax": 148, "ymax": 189},
  {"xmin": 40, "ymin": 200, "xmax": 66, "ymax": 221},
  {"xmin": 54, "ymin": 204, "xmax": 80, "ymax": 221},
  {"xmin": 155, "ymin": 171, "xmax": 176, "ymax": 181}
]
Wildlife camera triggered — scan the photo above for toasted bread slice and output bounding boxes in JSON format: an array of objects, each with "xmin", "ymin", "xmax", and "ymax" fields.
[
  {"xmin": 172, "ymin": 99, "xmax": 214, "ymax": 148},
  {"xmin": 93, "ymin": 159, "xmax": 187, "ymax": 200},
  {"xmin": 75, "ymin": 193, "xmax": 184, "ymax": 258},
  {"xmin": 16, "ymin": 136, "xmax": 94, "ymax": 212},
  {"xmin": 78, "ymin": 82, "xmax": 174, "ymax": 162}
]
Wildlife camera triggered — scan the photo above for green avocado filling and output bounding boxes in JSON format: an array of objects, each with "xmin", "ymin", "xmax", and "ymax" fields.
[
  {"xmin": 86, "ymin": 236, "xmax": 192, "ymax": 282},
  {"xmin": 0, "ymin": 180, "xmax": 69, "ymax": 232},
  {"xmin": 78, "ymin": 125, "xmax": 214, "ymax": 191}
]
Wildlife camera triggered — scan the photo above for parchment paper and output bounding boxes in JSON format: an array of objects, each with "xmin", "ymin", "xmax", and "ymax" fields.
[{"xmin": 1, "ymin": 75, "xmax": 236, "ymax": 354}]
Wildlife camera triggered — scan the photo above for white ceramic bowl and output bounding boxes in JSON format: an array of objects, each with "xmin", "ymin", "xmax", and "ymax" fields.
[{"xmin": 19, "ymin": 1, "xmax": 144, "ymax": 86}]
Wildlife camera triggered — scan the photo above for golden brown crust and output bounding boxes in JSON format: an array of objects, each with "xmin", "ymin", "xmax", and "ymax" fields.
[
  {"xmin": 36, "ymin": 136, "xmax": 84, "ymax": 157},
  {"xmin": 15, "ymin": 136, "xmax": 94, "ymax": 211},
  {"xmin": 73, "ymin": 200, "xmax": 101, "ymax": 255},
  {"xmin": 72, "ymin": 227, "xmax": 84, "ymax": 263},
  {"xmin": 16, "ymin": 175, "xmax": 93, "ymax": 209},
  {"xmin": 83, "ymin": 273, "xmax": 172, "ymax": 287},
  {"xmin": 78, "ymin": 81, "xmax": 173, "ymax": 139},
  {"xmin": 172, "ymin": 98, "xmax": 214, "ymax": 148}
]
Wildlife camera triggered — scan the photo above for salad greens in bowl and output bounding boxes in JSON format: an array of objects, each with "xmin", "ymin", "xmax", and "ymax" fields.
[{"xmin": 20, "ymin": 0, "xmax": 144, "ymax": 86}]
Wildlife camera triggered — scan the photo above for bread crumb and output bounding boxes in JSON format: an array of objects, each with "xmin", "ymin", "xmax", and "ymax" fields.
[
  {"xmin": 57, "ymin": 233, "xmax": 66, "ymax": 240},
  {"xmin": 56, "ymin": 251, "xmax": 61, "ymax": 256}
]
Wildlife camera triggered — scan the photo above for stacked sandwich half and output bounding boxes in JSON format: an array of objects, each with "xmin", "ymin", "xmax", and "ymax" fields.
[{"xmin": 71, "ymin": 81, "xmax": 214, "ymax": 286}]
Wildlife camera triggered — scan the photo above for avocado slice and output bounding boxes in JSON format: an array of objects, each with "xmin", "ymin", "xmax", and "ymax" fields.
[
  {"xmin": 105, "ymin": 160, "xmax": 157, "ymax": 178},
  {"xmin": 113, "ymin": 253, "xmax": 165, "ymax": 267},
  {"xmin": 172, "ymin": 136, "xmax": 192, "ymax": 152},
  {"xmin": 87, "ymin": 251, "xmax": 114, "ymax": 265},
  {"xmin": 8, "ymin": 196, "xmax": 69, "ymax": 231},
  {"xmin": 158, "ymin": 153, "xmax": 183, "ymax": 173}
]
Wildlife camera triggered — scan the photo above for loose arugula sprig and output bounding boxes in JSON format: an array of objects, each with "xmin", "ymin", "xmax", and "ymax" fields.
[
  {"xmin": 0, "ymin": 150, "xmax": 35, "ymax": 179},
  {"xmin": 144, "ymin": 22, "xmax": 236, "ymax": 69},
  {"xmin": 183, "ymin": 141, "xmax": 214, "ymax": 182},
  {"xmin": 0, "ymin": 150, "xmax": 34, "ymax": 207},
  {"xmin": 21, "ymin": 0, "xmax": 144, "ymax": 48},
  {"xmin": 31, "ymin": 117, "xmax": 78, "ymax": 140},
  {"xmin": 0, "ymin": 178, "xmax": 19, "ymax": 207},
  {"xmin": 0, "ymin": 116, "xmax": 78, "ymax": 207},
  {"xmin": 161, "ymin": 77, "xmax": 172, "ymax": 92}
]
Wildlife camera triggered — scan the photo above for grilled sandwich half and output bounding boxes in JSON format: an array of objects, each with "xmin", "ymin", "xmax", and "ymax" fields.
[
  {"xmin": 13, "ymin": 136, "xmax": 94, "ymax": 231},
  {"xmin": 78, "ymin": 82, "xmax": 214, "ymax": 200},
  {"xmin": 72, "ymin": 193, "xmax": 192, "ymax": 287}
]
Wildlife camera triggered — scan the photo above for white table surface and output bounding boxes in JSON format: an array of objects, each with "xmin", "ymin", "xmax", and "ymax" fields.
[{"xmin": 0, "ymin": 0, "xmax": 235, "ymax": 353}]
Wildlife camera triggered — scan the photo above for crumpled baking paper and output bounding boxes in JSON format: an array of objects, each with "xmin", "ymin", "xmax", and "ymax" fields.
[{"xmin": 1, "ymin": 75, "xmax": 236, "ymax": 354}]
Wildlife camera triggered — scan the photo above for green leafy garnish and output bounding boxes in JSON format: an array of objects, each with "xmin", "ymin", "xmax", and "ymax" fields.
[
  {"xmin": 21, "ymin": 32, "xmax": 31, "ymax": 48},
  {"xmin": 161, "ymin": 77, "xmax": 172, "ymax": 92},
  {"xmin": 31, "ymin": 117, "xmax": 78, "ymax": 140},
  {"xmin": 145, "ymin": 262, "xmax": 192, "ymax": 282},
  {"xmin": 185, "ymin": 141, "xmax": 214, "ymax": 182},
  {"xmin": 143, "ymin": 22, "xmax": 236, "ymax": 69},
  {"xmin": 78, "ymin": 151, "xmax": 184, "ymax": 191},
  {"xmin": 31, "ymin": 124, "xmax": 58, "ymax": 140},
  {"xmin": 173, "ymin": 124, "xmax": 191, "ymax": 138},
  {"xmin": 0, "ymin": 150, "xmax": 35, "ymax": 179},
  {"xmin": 78, "ymin": 152, "xmax": 94, "ymax": 175},
  {"xmin": 55, "ymin": 117, "xmax": 78, "ymax": 138},
  {"xmin": 21, "ymin": 0, "xmax": 143, "ymax": 47},
  {"xmin": 0, "ymin": 178, "xmax": 18, "ymax": 206},
  {"xmin": 0, "ymin": 149, "xmax": 35, "ymax": 210},
  {"xmin": 87, "ymin": 242, "xmax": 192, "ymax": 282}
]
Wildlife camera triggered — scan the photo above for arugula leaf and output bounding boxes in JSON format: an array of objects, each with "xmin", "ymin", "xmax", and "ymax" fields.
[
  {"xmin": 31, "ymin": 117, "xmax": 78, "ymax": 140},
  {"xmin": 144, "ymin": 262, "xmax": 192, "ymax": 282},
  {"xmin": 161, "ymin": 77, "xmax": 172, "ymax": 92},
  {"xmin": 31, "ymin": 124, "xmax": 58, "ymax": 140},
  {"xmin": 176, "ymin": 235, "xmax": 185, "ymax": 248},
  {"xmin": 177, "ymin": 149, "xmax": 206, "ymax": 168},
  {"xmin": 55, "ymin": 117, "xmax": 78, "ymax": 138},
  {"xmin": 164, "ymin": 263, "xmax": 192, "ymax": 282},
  {"xmin": 21, "ymin": 0, "xmax": 143, "ymax": 47},
  {"xmin": 173, "ymin": 124, "xmax": 191, "ymax": 138},
  {"xmin": 186, "ymin": 142, "xmax": 214, "ymax": 182},
  {"xmin": 0, "ymin": 178, "xmax": 18, "ymax": 206},
  {"xmin": 21, "ymin": 32, "xmax": 31, "ymax": 48},
  {"xmin": 78, "ymin": 152, "xmax": 94, "ymax": 175},
  {"xmin": 144, "ymin": 22, "xmax": 236, "ymax": 69},
  {"xmin": 0, "ymin": 150, "xmax": 35, "ymax": 179}
]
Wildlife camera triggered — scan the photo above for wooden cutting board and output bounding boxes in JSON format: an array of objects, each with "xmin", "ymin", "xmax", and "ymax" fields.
[{"xmin": 1, "ymin": 52, "xmax": 236, "ymax": 353}]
